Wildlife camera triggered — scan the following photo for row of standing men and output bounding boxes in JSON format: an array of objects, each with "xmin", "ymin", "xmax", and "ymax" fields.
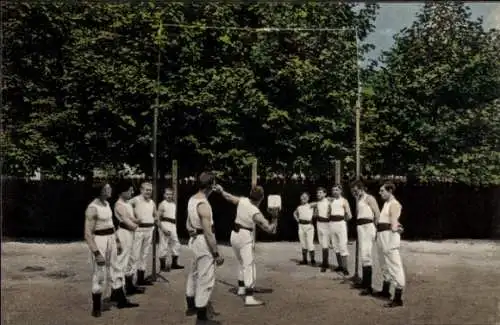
[
  {"xmin": 84, "ymin": 181, "xmax": 184, "ymax": 317},
  {"xmin": 293, "ymin": 181, "xmax": 406, "ymax": 307}
]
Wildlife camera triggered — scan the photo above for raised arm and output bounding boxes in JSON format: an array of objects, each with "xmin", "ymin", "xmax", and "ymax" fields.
[
  {"xmin": 219, "ymin": 187, "xmax": 240, "ymax": 206},
  {"xmin": 343, "ymin": 198, "xmax": 353, "ymax": 221},
  {"xmin": 366, "ymin": 195, "xmax": 380, "ymax": 223},
  {"xmin": 254, "ymin": 212, "xmax": 278, "ymax": 234},
  {"xmin": 198, "ymin": 203, "xmax": 219, "ymax": 257},
  {"xmin": 84, "ymin": 206, "xmax": 99, "ymax": 253}
]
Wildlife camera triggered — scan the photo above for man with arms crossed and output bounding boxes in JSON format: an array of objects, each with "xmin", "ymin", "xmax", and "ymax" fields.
[
  {"xmin": 83, "ymin": 183, "xmax": 137, "ymax": 318},
  {"xmin": 293, "ymin": 192, "xmax": 316, "ymax": 265},
  {"xmin": 310, "ymin": 187, "xmax": 331, "ymax": 272},
  {"xmin": 157, "ymin": 187, "xmax": 184, "ymax": 271},
  {"xmin": 219, "ymin": 185, "xmax": 279, "ymax": 306},
  {"xmin": 184, "ymin": 172, "xmax": 224, "ymax": 325},
  {"xmin": 329, "ymin": 184, "xmax": 352, "ymax": 276},
  {"xmin": 376, "ymin": 182, "xmax": 405, "ymax": 307},
  {"xmin": 113, "ymin": 181, "xmax": 145, "ymax": 296},
  {"xmin": 350, "ymin": 180, "xmax": 380, "ymax": 295},
  {"xmin": 127, "ymin": 182, "xmax": 156, "ymax": 287}
]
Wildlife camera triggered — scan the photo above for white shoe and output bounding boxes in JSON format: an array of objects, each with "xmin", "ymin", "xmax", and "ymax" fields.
[
  {"xmin": 244, "ymin": 296, "xmax": 265, "ymax": 306},
  {"xmin": 237, "ymin": 287, "xmax": 245, "ymax": 296}
]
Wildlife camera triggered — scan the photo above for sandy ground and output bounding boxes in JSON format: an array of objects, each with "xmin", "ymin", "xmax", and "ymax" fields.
[{"xmin": 2, "ymin": 240, "xmax": 500, "ymax": 325}]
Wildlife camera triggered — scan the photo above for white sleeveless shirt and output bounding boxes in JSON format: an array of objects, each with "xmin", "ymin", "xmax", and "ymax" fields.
[
  {"xmin": 159, "ymin": 200, "xmax": 176, "ymax": 221},
  {"xmin": 330, "ymin": 197, "xmax": 347, "ymax": 216},
  {"xmin": 316, "ymin": 198, "xmax": 330, "ymax": 218},
  {"xmin": 114, "ymin": 199, "xmax": 134, "ymax": 223},
  {"xmin": 235, "ymin": 197, "xmax": 260, "ymax": 229},
  {"xmin": 187, "ymin": 196, "xmax": 213, "ymax": 230},
  {"xmin": 357, "ymin": 194, "xmax": 374, "ymax": 220},
  {"xmin": 297, "ymin": 204, "xmax": 313, "ymax": 221},
  {"xmin": 89, "ymin": 200, "xmax": 113, "ymax": 230},
  {"xmin": 379, "ymin": 198, "xmax": 402, "ymax": 223},
  {"xmin": 130, "ymin": 195, "xmax": 155, "ymax": 223}
]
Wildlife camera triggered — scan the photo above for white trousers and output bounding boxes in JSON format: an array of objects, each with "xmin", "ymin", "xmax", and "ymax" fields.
[
  {"xmin": 357, "ymin": 222, "xmax": 376, "ymax": 266},
  {"xmin": 329, "ymin": 220, "xmax": 349, "ymax": 256},
  {"xmin": 115, "ymin": 228, "xmax": 134, "ymax": 284},
  {"xmin": 127, "ymin": 227, "xmax": 153, "ymax": 274},
  {"xmin": 158, "ymin": 221, "xmax": 180, "ymax": 258},
  {"xmin": 90, "ymin": 233, "xmax": 121, "ymax": 293},
  {"xmin": 377, "ymin": 230, "xmax": 406, "ymax": 288},
  {"xmin": 230, "ymin": 229, "xmax": 256, "ymax": 289},
  {"xmin": 316, "ymin": 222, "xmax": 331, "ymax": 249},
  {"xmin": 186, "ymin": 234, "xmax": 216, "ymax": 308},
  {"xmin": 298, "ymin": 224, "xmax": 315, "ymax": 251}
]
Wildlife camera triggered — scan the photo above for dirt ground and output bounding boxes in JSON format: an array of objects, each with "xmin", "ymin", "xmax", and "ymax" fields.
[{"xmin": 2, "ymin": 239, "xmax": 500, "ymax": 325}]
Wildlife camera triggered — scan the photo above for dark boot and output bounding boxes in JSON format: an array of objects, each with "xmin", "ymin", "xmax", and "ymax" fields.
[
  {"xmin": 125, "ymin": 275, "xmax": 146, "ymax": 295},
  {"xmin": 309, "ymin": 251, "xmax": 316, "ymax": 265},
  {"xmin": 340, "ymin": 255, "xmax": 349, "ymax": 276},
  {"xmin": 320, "ymin": 249, "xmax": 329, "ymax": 272},
  {"xmin": 137, "ymin": 270, "xmax": 153, "ymax": 286},
  {"xmin": 373, "ymin": 281, "xmax": 392, "ymax": 299},
  {"xmin": 116, "ymin": 287, "xmax": 139, "ymax": 309},
  {"xmin": 159, "ymin": 257, "xmax": 168, "ymax": 271},
  {"xmin": 91, "ymin": 293, "xmax": 101, "ymax": 317},
  {"xmin": 385, "ymin": 288, "xmax": 404, "ymax": 307},
  {"xmin": 185, "ymin": 296, "xmax": 196, "ymax": 316},
  {"xmin": 298, "ymin": 249, "xmax": 308, "ymax": 265},
  {"xmin": 109, "ymin": 288, "xmax": 119, "ymax": 302},
  {"xmin": 359, "ymin": 266, "xmax": 374, "ymax": 295},
  {"xmin": 171, "ymin": 255, "xmax": 184, "ymax": 269},
  {"xmin": 334, "ymin": 253, "xmax": 342, "ymax": 272}
]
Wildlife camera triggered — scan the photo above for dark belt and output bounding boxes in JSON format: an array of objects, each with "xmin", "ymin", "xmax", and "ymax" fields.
[
  {"xmin": 160, "ymin": 217, "xmax": 176, "ymax": 224},
  {"xmin": 194, "ymin": 225, "xmax": 215, "ymax": 235},
  {"xmin": 298, "ymin": 219, "xmax": 312, "ymax": 225},
  {"xmin": 316, "ymin": 217, "xmax": 330, "ymax": 223},
  {"xmin": 139, "ymin": 222, "xmax": 154, "ymax": 228},
  {"xmin": 329, "ymin": 215, "xmax": 344, "ymax": 222},
  {"xmin": 233, "ymin": 223, "xmax": 253, "ymax": 233},
  {"xmin": 94, "ymin": 228, "xmax": 115, "ymax": 236},
  {"xmin": 118, "ymin": 222, "xmax": 135, "ymax": 231},
  {"xmin": 377, "ymin": 223, "xmax": 391, "ymax": 232},
  {"xmin": 357, "ymin": 218, "xmax": 373, "ymax": 226}
]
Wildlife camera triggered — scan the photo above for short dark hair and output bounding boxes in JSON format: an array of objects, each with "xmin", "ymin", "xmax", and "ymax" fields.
[
  {"xmin": 197, "ymin": 172, "xmax": 216, "ymax": 190},
  {"xmin": 317, "ymin": 187, "xmax": 326, "ymax": 193},
  {"xmin": 332, "ymin": 184, "xmax": 342, "ymax": 190},
  {"xmin": 115, "ymin": 180, "xmax": 133, "ymax": 195},
  {"xmin": 164, "ymin": 187, "xmax": 174, "ymax": 193},
  {"xmin": 249, "ymin": 186, "xmax": 265, "ymax": 202},
  {"xmin": 350, "ymin": 180, "xmax": 365, "ymax": 190},
  {"xmin": 141, "ymin": 181, "xmax": 152, "ymax": 189},
  {"xmin": 382, "ymin": 182, "xmax": 396, "ymax": 193},
  {"xmin": 93, "ymin": 182, "xmax": 110, "ymax": 197},
  {"xmin": 301, "ymin": 192, "xmax": 310, "ymax": 198}
]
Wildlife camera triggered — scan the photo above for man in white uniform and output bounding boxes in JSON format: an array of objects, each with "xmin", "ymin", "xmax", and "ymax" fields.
[
  {"xmin": 350, "ymin": 180, "xmax": 380, "ymax": 296},
  {"xmin": 127, "ymin": 182, "xmax": 156, "ymax": 287},
  {"xmin": 184, "ymin": 172, "xmax": 224, "ymax": 325},
  {"xmin": 157, "ymin": 187, "xmax": 184, "ymax": 271},
  {"xmin": 220, "ymin": 185, "xmax": 279, "ymax": 306},
  {"xmin": 293, "ymin": 192, "xmax": 316, "ymax": 265},
  {"xmin": 83, "ymin": 183, "xmax": 138, "ymax": 318},
  {"xmin": 112, "ymin": 181, "xmax": 144, "ymax": 301},
  {"xmin": 328, "ymin": 185, "xmax": 352, "ymax": 276},
  {"xmin": 310, "ymin": 187, "xmax": 331, "ymax": 272},
  {"xmin": 376, "ymin": 182, "xmax": 405, "ymax": 308}
]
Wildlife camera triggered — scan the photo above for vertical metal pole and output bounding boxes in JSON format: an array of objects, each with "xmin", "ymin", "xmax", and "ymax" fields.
[
  {"xmin": 172, "ymin": 160, "xmax": 178, "ymax": 205},
  {"xmin": 251, "ymin": 159, "xmax": 258, "ymax": 187},
  {"xmin": 334, "ymin": 160, "xmax": 341, "ymax": 185},
  {"xmin": 353, "ymin": 27, "xmax": 362, "ymax": 282}
]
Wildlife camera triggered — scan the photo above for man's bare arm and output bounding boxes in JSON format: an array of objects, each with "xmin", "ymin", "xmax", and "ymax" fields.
[
  {"xmin": 254, "ymin": 213, "xmax": 278, "ymax": 234},
  {"xmin": 115, "ymin": 204, "xmax": 138, "ymax": 230},
  {"xmin": 293, "ymin": 208, "xmax": 299, "ymax": 222},
  {"xmin": 366, "ymin": 195, "xmax": 380, "ymax": 223},
  {"xmin": 220, "ymin": 190, "xmax": 240, "ymax": 206},
  {"xmin": 389, "ymin": 202, "xmax": 402, "ymax": 230},
  {"xmin": 198, "ymin": 203, "xmax": 218, "ymax": 256},
  {"xmin": 343, "ymin": 199, "xmax": 353, "ymax": 221},
  {"xmin": 84, "ymin": 207, "xmax": 99, "ymax": 252}
]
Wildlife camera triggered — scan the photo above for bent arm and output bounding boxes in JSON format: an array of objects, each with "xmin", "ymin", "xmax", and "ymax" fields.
[
  {"xmin": 254, "ymin": 213, "xmax": 278, "ymax": 234},
  {"xmin": 84, "ymin": 207, "xmax": 99, "ymax": 253},
  {"xmin": 344, "ymin": 199, "xmax": 353, "ymax": 221},
  {"xmin": 115, "ymin": 205, "xmax": 138, "ymax": 230},
  {"xmin": 366, "ymin": 195, "xmax": 380, "ymax": 223},
  {"xmin": 293, "ymin": 208, "xmax": 299, "ymax": 222},
  {"xmin": 220, "ymin": 190, "xmax": 240, "ymax": 206},
  {"xmin": 389, "ymin": 202, "xmax": 402, "ymax": 230},
  {"xmin": 199, "ymin": 203, "xmax": 218, "ymax": 256}
]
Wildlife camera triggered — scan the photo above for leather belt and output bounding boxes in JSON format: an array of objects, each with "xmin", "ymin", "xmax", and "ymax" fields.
[
  {"xmin": 298, "ymin": 220, "xmax": 312, "ymax": 225},
  {"xmin": 160, "ymin": 217, "xmax": 176, "ymax": 224},
  {"xmin": 357, "ymin": 218, "xmax": 373, "ymax": 226},
  {"xmin": 233, "ymin": 223, "xmax": 253, "ymax": 232},
  {"xmin": 329, "ymin": 215, "xmax": 344, "ymax": 222},
  {"xmin": 94, "ymin": 228, "xmax": 115, "ymax": 236},
  {"xmin": 316, "ymin": 217, "xmax": 330, "ymax": 223},
  {"xmin": 118, "ymin": 222, "xmax": 135, "ymax": 231},
  {"xmin": 139, "ymin": 222, "xmax": 154, "ymax": 228},
  {"xmin": 377, "ymin": 223, "xmax": 391, "ymax": 232}
]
